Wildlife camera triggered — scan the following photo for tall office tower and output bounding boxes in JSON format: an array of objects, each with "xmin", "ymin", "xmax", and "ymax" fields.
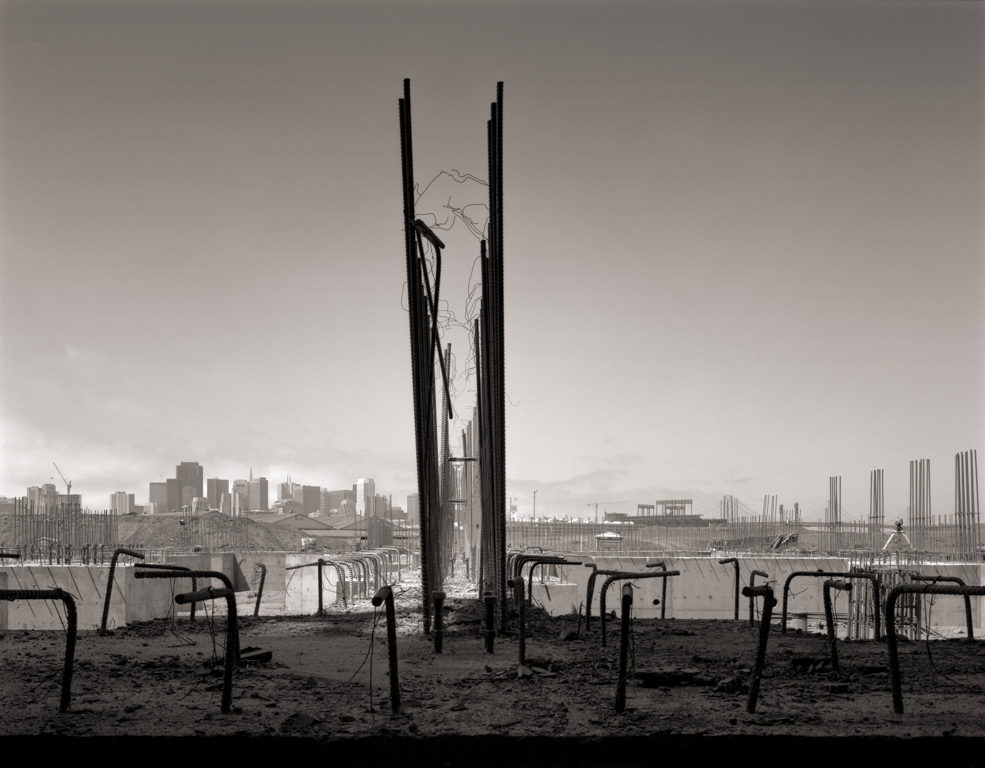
[
  {"xmin": 149, "ymin": 482, "xmax": 168, "ymax": 509},
  {"xmin": 356, "ymin": 478, "xmax": 376, "ymax": 517},
  {"xmin": 232, "ymin": 479, "xmax": 250, "ymax": 516},
  {"xmin": 374, "ymin": 494, "xmax": 389, "ymax": 519},
  {"xmin": 407, "ymin": 493, "xmax": 419, "ymax": 523},
  {"xmin": 176, "ymin": 462, "xmax": 204, "ymax": 509},
  {"xmin": 292, "ymin": 485, "xmax": 320, "ymax": 516},
  {"xmin": 320, "ymin": 488, "xmax": 332, "ymax": 512},
  {"xmin": 249, "ymin": 477, "xmax": 269, "ymax": 513},
  {"xmin": 219, "ymin": 493, "xmax": 232, "ymax": 515},
  {"xmin": 207, "ymin": 478, "xmax": 229, "ymax": 510},
  {"xmin": 166, "ymin": 478, "xmax": 180, "ymax": 512},
  {"xmin": 27, "ymin": 484, "xmax": 58, "ymax": 510},
  {"xmin": 110, "ymin": 492, "xmax": 135, "ymax": 515},
  {"xmin": 278, "ymin": 479, "xmax": 293, "ymax": 502}
]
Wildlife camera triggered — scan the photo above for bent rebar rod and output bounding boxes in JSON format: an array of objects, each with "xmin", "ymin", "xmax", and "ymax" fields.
[
  {"xmin": 372, "ymin": 586, "xmax": 400, "ymax": 714},
  {"xmin": 615, "ymin": 583, "xmax": 633, "ymax": 713},
  {"xmin": 253, "ymin": 564, "xmax": 267, "ymax": 617},
  {"xmin": 585, "ymin": 566, "xmax": 642, "ymax": 631},
  {"xmin": 645, "ymin": 561, "xmax": 668, "ymax": 618},
  {"xmin": 749, "ymin": 570, "xmax": 769, "ymax": 626},
  {"xmin": 135, "ymin": 569, "xmax": 238, "ymax": 660},
  {"xmin": 822, "ymin": 579, "xmax": 853, "ymax": 673},
  {"xmin": 135, "ymin": 563, "xmax": 197, "ymax": 622},
  {"xmin": 719, "ymin": 558, "xmax": 739, "ymax": 620},
  {"xmin": 599, "ymin": 571, "xmax": 680, "ymax": 647},
  {"xmin": 0, "ymin": 589, "xmax": 77, "ymax": 713},
  {"xmin": 912, "ymin": 574, "xmax": 973, "ymax": 640},
  {"xmin": 175, "ymin": 587, "xmax": 236, "ymax": 713},
  {"xmin": 741, "ymin": 584, "xmax": 776, "ymax": 713},
  {"xmin": 100, "ymin": 548, "xmax": 145, "ymax": 635},
  {"xmin": 781, "ymin": 571, "xmax": 882, "ymax": 640},
  {"xmin": 527, "ymin": 558, "xmax": 582, "ymax": 607},
  {"xmin": 886, "ymin": 584, "xmax": 985, "ymax": 714}
]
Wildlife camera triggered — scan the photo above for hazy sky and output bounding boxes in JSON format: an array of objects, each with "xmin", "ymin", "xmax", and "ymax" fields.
[{"xmin": 1, "ymin": 0, "xmax": 982, "ymax": 522}]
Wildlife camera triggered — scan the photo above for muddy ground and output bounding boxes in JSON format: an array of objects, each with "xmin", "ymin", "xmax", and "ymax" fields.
[{"xmin": 1, "ymin": 570, "xmax": 983, "ymax": 763}]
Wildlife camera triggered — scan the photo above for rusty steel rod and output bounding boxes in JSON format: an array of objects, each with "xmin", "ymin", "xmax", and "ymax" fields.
[
  {"xmin": 645, "ymin": 561, "xmax": 668, "ymax": 619},
  {"xmin": 741, "ymin": 584, "xmax": 776, "ymax": 713},
  {"xmin": 372, "ymin": 586, "xmax": 400, "ymax": 714},
  {"xmin": 253, "ymin": 563, "xmax": 267, "ymax": 617},
  {"xmin": 135, "ymin": 569, "xmax": 238, "ymax": 660},
  {"xmin": 886, "ymin": 584, "xmax": 985, "ymax": 713},
  {"xmin": 749, "ymin": 570, "xmax": 769, "ymax": 626},
  {"xmin": 719, "ymin": 558, "xmax": 739, "ymax": 620},
  {"xmin": 585, "ymin": 566, "xmax": 639, "ymax": 631},
  {"xmin": 781, "ymin": 571, "xmax": 882, "ymax": 640},
  {"xmin": 822, "ymin": 580, "xmax": 853, "ymax": 673},
  {"xmin": 100, "ymin": 547, "xmax": 145, "ymax": 635},
  {"xmin": 912, "ymin": 574, "xmax": 973, "ymax": 640},
  {"xmin": 599, "ymin": 571, "xmax": 680, "ymax": 647},
  {"xmin": 615, "ymin": 583, "xmax": 633, "ymax": 713},
  {"xmin": 135, "ymin": 563, "xmax": 197, "ymax": 622},
  {"xmin": 175, "ymin": 587, "xmax": 236, "ymax": 713},
  {"xmin": 0, "ymin": 589, "xmax": 77, "ymax": 713}
]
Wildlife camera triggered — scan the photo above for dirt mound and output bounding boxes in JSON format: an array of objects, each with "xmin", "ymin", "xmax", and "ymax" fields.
[{"xmin": 118, "ymin": 511, "xmax": 301, "ymax": 551}]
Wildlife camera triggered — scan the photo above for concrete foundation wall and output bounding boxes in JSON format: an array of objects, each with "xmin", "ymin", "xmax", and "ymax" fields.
[
  {"xmin": 529, "ymin": 555, "xmax": 985, "ymax": 631},
  {"xmin": 284, "ymin": 555, "xmax": 339, "ymax": 615},
  {"xmin": 0, "ymin": 565, "xmax": 189, "ymax": 631},
  {"xmin": 233, "ymin": 552, "xmax": 289, "ymax": 593}
]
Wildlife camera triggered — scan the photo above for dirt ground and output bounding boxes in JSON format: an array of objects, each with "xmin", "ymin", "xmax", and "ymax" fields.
[{"xmin": 2, "ymin": 569, "xmax": 985, "ymax": 762}]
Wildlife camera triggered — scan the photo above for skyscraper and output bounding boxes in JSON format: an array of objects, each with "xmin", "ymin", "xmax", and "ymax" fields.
[
  {"xmin": 356, "ymin": 478, "xmax": 376, "ymax": 517},
  {"xmin": 292, "ymin": 485, "xmax": 320, "ymax": 516},
  {"xmin": 176, "ymin": 462, "xmax": 203, "ymax": 508},
  {"xmin": 149, "ymin": 482, "xmax": 168, "ymax": 509},
  {"xmin": 207, "ymin": 478, "xmax": 229, "ymax": 510},
  {"xmin": 249, "ymin": 477, "xmax": 268, "ymax": 513},
  {"xmin": 110, "ymin": 492, "xmax": 134, "ymax": 515},
  {"xmin": 232, "ymin": 479, "xmax": 250, "ymax": 516}
]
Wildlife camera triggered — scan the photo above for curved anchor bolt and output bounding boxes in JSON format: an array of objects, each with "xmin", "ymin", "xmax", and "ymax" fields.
[
  {"xmin": 100, "ymin": 548, "xmax": 145, "ymax": 635},
  {"xmin": 749, "ymin": 570, "xmax": 769, "ymax": 626},
  {"xmin": 781, "ymin": 571, "xmax": 882, "ymax": 640},
  {"xmin": 599, "ymin": 571, "xmax": 680, "ymax": 647},
  {"xmin": 741, "ymin": 584, "xmax": 777, "ymax": 713},
  {"xmin": 822, "ymin": 579, "xmax": 853, "ymax": 673}
]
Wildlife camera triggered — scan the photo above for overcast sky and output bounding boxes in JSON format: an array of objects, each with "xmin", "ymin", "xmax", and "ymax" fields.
[{"xmin": 1, "ymin": 0, "xmax": 982, "ymax": 522}]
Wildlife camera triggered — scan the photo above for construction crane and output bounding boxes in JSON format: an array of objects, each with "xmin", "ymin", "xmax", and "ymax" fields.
[
  {"xmin": 52, "ymin": 463, "xmax": 71, "ymax": 496},
  {"xmin": 586, "ymin": 500, "xmax": 627, "ymax": 524}
]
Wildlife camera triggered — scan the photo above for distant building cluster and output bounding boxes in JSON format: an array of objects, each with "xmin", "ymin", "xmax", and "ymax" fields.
[{"xmin": 5, "ymin": 461, "xmax": 413, "ymax": 521}]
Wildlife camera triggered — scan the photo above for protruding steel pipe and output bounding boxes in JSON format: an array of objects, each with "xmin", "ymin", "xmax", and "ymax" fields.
[
  {"xmin": 615, "ymin": 583, "xmax": 633, "ymax": 713},
  {"xmin": 749, "ymin": 570, "xmax": 769, "ymax": 626},
  {"xmin": 0, "ymin": 589, "xmax": 77, "ymax": 713},
  {"xmin": 100, "ymin": 548, "xmax": 144, "ymax": 635},
  {"xmin": 741, "ymin": 584, "xmax": 776, "ymax": 713},
  {"xmin": 822, "ymin": 579, "xmax": 853, "ymax": 672},
  {"xmin": 781, "ymin": 571, "xmax": 882, "ymax": 640},
  {"xmin": 886, "ymin": 584, "xmax": 985, "ymax": 713},
  {"xmin": 372, "ymin": 586, "xmax": 400, "ymax": 714}
]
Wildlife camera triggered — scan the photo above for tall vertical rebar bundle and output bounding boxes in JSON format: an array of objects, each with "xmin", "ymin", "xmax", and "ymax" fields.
[
  {"xmin": 827, "ymin": 477, "xmax": 841, "ymax": 552},
  {"xmin": 955, "ymin": 450, "xmax": 980, "ymax": 559},
  {"xmin": 475, "ymin": 83, "xmax": 508, "ymax": 629},
  {"xmin": 439, "ymin": 344, "xmax": 454, "ymax": 576},
  {"xmin": 399, "ymin": 79, "xmax": 444, "ymax": 632},
  {"xmin": 869, "ymin": 469, "xmax": 884, "ymax": 550},
  {"xmin": 909, "ymin": 460, "xmax": 930, "ymax": 552}
]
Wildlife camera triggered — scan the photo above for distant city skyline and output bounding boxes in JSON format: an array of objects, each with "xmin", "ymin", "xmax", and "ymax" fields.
[{"xmin": 1, "ymin": 2, "xmax": 981, "ymax": 524}]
